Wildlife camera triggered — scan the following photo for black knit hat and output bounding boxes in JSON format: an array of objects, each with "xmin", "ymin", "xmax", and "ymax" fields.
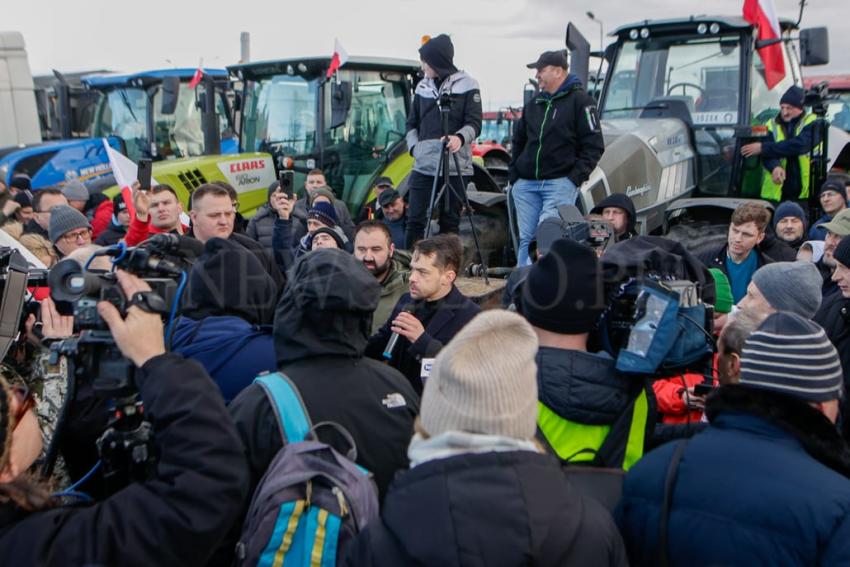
[
  {"xmin": 308, "ymin": 201, "xmax": 338, "ymax": 228},
  {"xmin": 310, "ymin": 225, "xmax": 348, "ymax": 249},
  {"xmin": 13, "ymin": 191, "xmax": 33, "ymax": 208},
  {"xmin": 112, "ymin": 194, "xmax": 128, "ymax": 214},
  {"xmin": 590, "ymin": 194, "xmax": 637, "ymax": 234},
  {"xmin": 419, "ymin": 34, "xmax": 458, "ymax": 78},
  {"xmin": 833, "ymin": 235, "xmax": 850, "ymax": 268},
  {"xmin": 780, "ymin": 86, "xmax": 805, "ymax": 109},
  {"xmin": 518, "ymin": 238, "xmax": 604, "ymax": 334}
]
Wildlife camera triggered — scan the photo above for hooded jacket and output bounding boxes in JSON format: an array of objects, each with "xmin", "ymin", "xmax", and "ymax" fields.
[
  {"xmin": 536, "ymin": 347, "xmax": 654, "ymax": 470},
  {"xmin": 406, "ymin": 71, "xmax": 482, "ymax": 177},
  {"xmin": 616, "ymin": 386, "xmax": 850, "ymax": 566},
  {"xmin": 228, "ymin": 249, "xmax": 420, "ymax": 500},
  {"xmin": 591, "ymin": 194, "xmax": 637, "ymax": 240},
  {"xmin": 0, "ymin": 354, "xmax": 249, "ymax": 567},
  {"xmin": 344, "ymin": 451, "xmax": 627, "ymax": 567},
  {"xmin": 511, "ymin": 75, "xmax": 604, "ymax": 185}
]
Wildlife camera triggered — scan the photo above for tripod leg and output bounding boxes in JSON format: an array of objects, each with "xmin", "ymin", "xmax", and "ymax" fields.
[
  {"xmin": 448, "ymin": 151, "xmax": 489, "ymax": 285},
  {"xmin": 424, "ymin": 146, "xmax": 446, "ymax": 240}
]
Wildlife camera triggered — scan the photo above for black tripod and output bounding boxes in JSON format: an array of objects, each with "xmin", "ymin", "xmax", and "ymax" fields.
[
  {"xmin": 424, "ymin": 94, "xmax": 488, "ymax": 285},
  {"xmin": 806, "ymin": 82, "xmax": 831, "ymax": 226}
]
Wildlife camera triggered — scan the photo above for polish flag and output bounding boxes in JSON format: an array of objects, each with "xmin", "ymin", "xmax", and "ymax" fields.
[
  {"xmin": 103, "ymin": 139, "xmax": 160, "ymax": 219},
  {"xmin": 188, "ymin": 66, "xmax": 204, "ymax": 89},
  {"xmin": 743, "ymin": 0, "xmax": 786, "ymax": 89},
  {"xmin": 326, "ymin": 39, "xmax": 349, "ymax": 79}
]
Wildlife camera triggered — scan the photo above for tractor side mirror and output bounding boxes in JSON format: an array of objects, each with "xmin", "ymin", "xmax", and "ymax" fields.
[
  {"xmin": 161, "ymin": 76, "xmax": 180, "ymax": 115},
  {"xmin": 603, "ymin": 42, "xmax": 617, "ymax": 63},
  {"xmin": 799, "ymin": 27, "xmax": 829, "ymax": 66},
  {"xmin": 330, "ymin": 81, "xmax": 353, "ymax": 129},
  {"xmin": 523, "ymin": 81, "xmax": 538, "ymax": 107}
]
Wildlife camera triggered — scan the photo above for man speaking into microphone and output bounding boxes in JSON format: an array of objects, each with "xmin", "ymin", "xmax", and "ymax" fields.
[{"xmin": 367, "ymin": 234, "xmax": 480, "ymax": 394}]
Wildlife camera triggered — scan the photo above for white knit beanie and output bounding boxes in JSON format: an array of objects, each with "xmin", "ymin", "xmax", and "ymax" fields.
[{"xmin": 420, "ymin": 310, "xmax": 540, "ymax": 440}]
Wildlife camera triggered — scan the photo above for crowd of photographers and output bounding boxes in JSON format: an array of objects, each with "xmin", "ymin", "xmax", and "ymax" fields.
[{"xmin": 0, "ymin": 40, "xmax": 850, "ymax": 566}]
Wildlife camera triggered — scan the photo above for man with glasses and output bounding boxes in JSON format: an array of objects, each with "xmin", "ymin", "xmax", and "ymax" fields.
[
  {"xmin": 48, "ymin": 205, "xmax": 92, "ymax": 258},
  {"xmin": 24, "ymin": 189, "xmax": 68, "ymax": 239}
]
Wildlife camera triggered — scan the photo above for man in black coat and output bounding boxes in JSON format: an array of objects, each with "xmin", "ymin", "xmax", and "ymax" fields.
[
  {"xmin": 229, "ymin": 249, "xmax": 419, "ymax": 501},
  {"xmin": 367, "ymin": 234, "xmax": 480, "ymax": 395}
]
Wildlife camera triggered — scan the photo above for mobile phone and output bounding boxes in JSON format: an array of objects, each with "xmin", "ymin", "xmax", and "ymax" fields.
[
  {"xmin": 693, "ymin": 383, "xmax": 714, "ymax": 397},
  {"xmin": 137, "ymin": 159, "xmax": 153, "ymax": 191},
  {"xmin": 279, "ymin": 171, "xmax": 294, "ymax": 199}
]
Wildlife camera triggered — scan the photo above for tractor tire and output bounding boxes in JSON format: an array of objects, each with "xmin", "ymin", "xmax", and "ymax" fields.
[{"xmin": 666, "ymin": 222, "xmax": 727, "ymax": 256}]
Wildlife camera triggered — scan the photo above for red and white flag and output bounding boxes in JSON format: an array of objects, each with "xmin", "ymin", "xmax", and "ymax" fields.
[
  {"xmin": 188, "ymin": 59, "xmax": 204, "ymax": 89},
  {"xmin": 326, "ymin": 39, "xmax": 349, "ymax": 79},
  {"xmin": 743, "ymin": 0, "xmax": 786, "ymax": 89},
  {"xmin": 102, "ymin": 139, "xmax": 160, "ymax": 219}
]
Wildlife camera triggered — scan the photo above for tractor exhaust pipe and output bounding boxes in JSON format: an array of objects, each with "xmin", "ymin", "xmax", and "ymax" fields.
[{"xmin": 565, "ymin": 23, "xmax": 591, "ymax": 87}]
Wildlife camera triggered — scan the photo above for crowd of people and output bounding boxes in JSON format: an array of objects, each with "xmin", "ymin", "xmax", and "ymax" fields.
[{"xmin": 0, "ymin": 35, "xmax": 850, "ymax": 567}]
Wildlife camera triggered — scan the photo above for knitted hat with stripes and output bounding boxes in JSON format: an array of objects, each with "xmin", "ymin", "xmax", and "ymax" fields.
[
  {"xmin": 739, "ymin": 312, "xmax": 843, "ymax": 402},
  {"xmin": 420, "ymin": 310, "xmax": 539, "ymax": 440}
]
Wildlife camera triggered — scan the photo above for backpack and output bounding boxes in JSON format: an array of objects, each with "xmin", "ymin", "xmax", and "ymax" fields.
[{"xmin": 235, "ymin": 372, "xmax": 380, "ymax": 566}]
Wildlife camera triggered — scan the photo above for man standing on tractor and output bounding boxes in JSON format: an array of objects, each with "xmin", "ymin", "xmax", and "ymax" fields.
[
  {"xmin": 404, "ymin": 34, "xmax": 482, "ymax": 249},
  {"xmin": 510, "ymin": 50, "xmax": 605, "ymax": 266},
  {"xmin": 741, "ymin": 86, "xmax": 820, "ymax": 205}
]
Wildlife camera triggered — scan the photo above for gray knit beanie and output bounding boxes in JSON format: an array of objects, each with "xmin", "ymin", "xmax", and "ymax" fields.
[
  {"xmin": 49, "ymin": 205, "xmax": 91, "ymax": 244},
  {"xmin": 61, "ymin": 180, "xmax": 89, "ymax": 202},
  {"xmin": 420, "ymin": 310, "xmax": 539, "ymax": 440},
  {"xmin": 751, "ymin": 261, "xmax": 822, "ymax": 318},
  {"xmin": 739, "ymin": 312, "xmax": 842, "ymax": 402}
]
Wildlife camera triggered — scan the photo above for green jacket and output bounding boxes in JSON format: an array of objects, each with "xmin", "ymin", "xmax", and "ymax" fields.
[{"xmin": 371, "ymin": 250, "xmax": 411, "ymax": 335}]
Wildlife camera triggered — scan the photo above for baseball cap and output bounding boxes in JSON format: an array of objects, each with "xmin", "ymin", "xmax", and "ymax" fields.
[
  {"xmin": 527, "ymin": 50, "xmax": 568, "ymax": 70},
  {"xmin": 378, "ymin": 189, "xmax": 402, "ymax": 208},
  {"xmin": 819, "ymin": 209, "xmax": 850, "ymax": 236},
  {"xmin": 373, "ymin": 176, "xmax": 394, "ymax": 189}
]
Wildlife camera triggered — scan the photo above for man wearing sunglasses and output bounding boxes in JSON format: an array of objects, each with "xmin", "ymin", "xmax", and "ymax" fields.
[{"xmin": 48, "ymin": 205, "xmax": 92, "ymax": 259}]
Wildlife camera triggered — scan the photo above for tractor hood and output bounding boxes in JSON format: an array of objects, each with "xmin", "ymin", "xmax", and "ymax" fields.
[{"xmin": 578, "ymin": 117, "xmax": 696, "ymax": 234}]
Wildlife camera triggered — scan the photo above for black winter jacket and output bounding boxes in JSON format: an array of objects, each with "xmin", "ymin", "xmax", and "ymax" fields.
[
  {"xmin": 366, "ymin": 286, "xmax": 481, "ymax": 395},
  {"xmin": 229, "ymin": 250, "xmax": 420, "ymax": 500},
  {"xmin": 245, "ymin": 203, "xmax": 276, "ymax": 250},
  {"xmin": 814, "ymin": 291, "xmax": 850, "ymax": 439},
  {"xmin": 406, "ymin": 71, "xmax": 482, "ymax": 177},
  {"xmin": 344, "ymin": 451, "xmax": 628, "ymax": 567},
  {"xmin": 0, "ymin": 354, "xmax": 250, "ymax": 567},
  {"xmin": 511, "ymin": 75, "xmax": 604, "ymax": 185},
  {"xmin": 94, "ymin": 219, "xmax": 127, "ymax": 246},
  {"xmin": 697, "ymin": 243, "xmax": 775, "ymax": 277}
]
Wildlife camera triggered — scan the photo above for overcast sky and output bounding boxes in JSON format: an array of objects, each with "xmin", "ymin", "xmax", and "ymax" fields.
[{"xmin": 9, "ymin": 0, "xmax": 849, "ymax": 109}]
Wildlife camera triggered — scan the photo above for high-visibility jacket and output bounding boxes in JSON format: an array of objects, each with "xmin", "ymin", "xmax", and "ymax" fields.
[{"xmin": 760, "ymin": 112, "xmax": 820, "ymax": 201}]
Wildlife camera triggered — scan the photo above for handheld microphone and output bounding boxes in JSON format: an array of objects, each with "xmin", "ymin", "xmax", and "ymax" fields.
[{"xmin": 383, "ymin": 303, "xmax": 419, "ymax": 360}]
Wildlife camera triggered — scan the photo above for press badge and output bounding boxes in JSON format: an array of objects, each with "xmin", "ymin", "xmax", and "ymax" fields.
[{"xmin": 420, "ymin": 358, "xmax": 436, "ymax": 381}]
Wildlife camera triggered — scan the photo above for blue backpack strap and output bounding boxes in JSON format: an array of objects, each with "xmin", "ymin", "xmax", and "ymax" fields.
[{"xmin": 254, "ymin": 372, "xmax": 312, "ymax": 444}]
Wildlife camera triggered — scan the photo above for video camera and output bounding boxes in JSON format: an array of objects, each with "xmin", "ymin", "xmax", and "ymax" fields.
[
  {"xmin": 805, "ymin": 80, "xmax": 831, "ymax": 116},
  {"xmin": 535, "ymin": 205, "xmax": 615, "ymax": 255},
  {"xmin": 0, "ymin": 248, "xmax": 49, "ymax": 361},
  {"xmin": 44, "ymin": 234, "xmax": 200, "ymax": 492}
]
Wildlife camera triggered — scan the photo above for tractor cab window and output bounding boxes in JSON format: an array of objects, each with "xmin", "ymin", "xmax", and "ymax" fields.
[
  {"xmin": 323, "ymin": 70, "xmax": 408, "ymax": 211},
  {"xmin": 94, "ymin": 88, "xmax": 148, "ymax": 163},
  {"xmin": 241, "ymin": 74, "xmax": 319, "ymax": 157},
  {"xmin": 478, "ymin": 119, "xmax": 512, "ymax": 145},
  {"xmin": 152, "ymin": 83, "xmax": 204, "ymax": 158},
  {"xmin": 601, "ymin": 33, "xmax": 745, "ymax": 196}
]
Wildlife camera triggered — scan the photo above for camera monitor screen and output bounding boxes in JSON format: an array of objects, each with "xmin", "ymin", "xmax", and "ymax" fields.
[{"xmin": 0, "ymin": 250, "xmax": 30, "ymax": 360}]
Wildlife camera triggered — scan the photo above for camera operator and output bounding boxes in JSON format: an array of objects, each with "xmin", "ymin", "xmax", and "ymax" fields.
[
  {"xmin": 404, "ymin": 34, "xmax": 482, "ymax": 249},
  {"xmin": 741, "ymin": 86, "xmax": 820, "ymax": 204},
  {"xmin": 0, "ymin": 270, "xmax": 249, "ymax": 566}
]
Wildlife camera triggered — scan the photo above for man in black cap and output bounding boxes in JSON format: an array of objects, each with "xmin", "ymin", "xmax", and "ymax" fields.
[
  {"xmin": 810, "ymin": 177, "xmax": 848, "ymax": 240},
  {"xmin": 404, "ymin": 34, "xmax": 482, "ymax": 248},
  {"xmin": 517, "ymin": 238, "xmax": 652, "ymax": 470},
  {"xmin": 356, "ymin": 176, "xmax": 395, "ymax": 223},
  {"xmin": 741, "ymin": 85, "xmax": 820, "ymax": 204},
  {"xmin": 378, "ymin": 188, "xmax": 407, "ymax": 249},
  {"xmin": 511, "ymin": 50, "xmax": 605, "ymax": 266}
]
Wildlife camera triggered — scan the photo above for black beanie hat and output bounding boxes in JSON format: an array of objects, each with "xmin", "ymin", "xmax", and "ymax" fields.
[
  {"xmin": 13, "ymin": 191, "xmax": 33, "ymax": 208},
  {"xmin": 182, "ymin": 237, "xmax": 279, "ymax": 326},
  {"xmin": 419, "ymin": 34, "xmax": 458, "ymax": 78},
  {"xmin": 518, "ymin": 238, "xmax": 604, "ymax": 334},
  {"xmin": 833, "ymin": 235, "xmax": 850, "ymax": 268},
  {"xmin": 590, "ymin": 193, "xmax": 637, "ymax": 234},
  {"xmin": 780, "ymin": 86, "xmax": 805, "ymax": 109}
]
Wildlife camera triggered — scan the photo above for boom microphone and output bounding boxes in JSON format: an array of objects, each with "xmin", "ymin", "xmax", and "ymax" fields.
[{"xmin": 383, "ymin": 303, "xmax": 419, "ymax": 360}]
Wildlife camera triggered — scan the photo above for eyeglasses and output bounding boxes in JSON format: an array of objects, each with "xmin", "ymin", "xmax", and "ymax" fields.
[
  {"xmin": 61, "ymin": 228, "xmax": 92, "ymax": 243},
  {"xmin": 10, "ymin": 383, "xmax": 35, "ymax": 430}
]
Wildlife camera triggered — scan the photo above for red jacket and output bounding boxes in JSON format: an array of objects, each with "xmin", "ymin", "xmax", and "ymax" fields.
[
  {"xmin": 90, "ymin": 200, "xmax": 113, "ymax": 239},
  {"xmin": 653, "ymin": 371, "xmax": 709, "ymax": 424},
  {"xmin": 124, "ymin": 215, "xmax": 188, "ymax": 246}
]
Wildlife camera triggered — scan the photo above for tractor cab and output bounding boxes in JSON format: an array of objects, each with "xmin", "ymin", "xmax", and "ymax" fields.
[
  {"xmin": 230, "ymin": 57, "xmax": 418, "ymax": 213},
  {"xmin": 85, "ymin": 68, "xmax": 237, "ymax": 163}
]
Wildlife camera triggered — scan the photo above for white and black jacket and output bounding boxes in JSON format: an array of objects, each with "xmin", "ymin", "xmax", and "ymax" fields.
[{"xmin": 405, "ymin": 71, "xmax": 482, "ymax": 177}]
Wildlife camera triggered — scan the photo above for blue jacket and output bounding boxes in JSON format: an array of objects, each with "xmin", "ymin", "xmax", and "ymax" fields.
[
  {"xmin": 616, "ymin": 387, "xmax": 850, "ymax": 566},
  {"xmin": 171, "ymin": 315, "xmax": 276, "ymax": 403}
]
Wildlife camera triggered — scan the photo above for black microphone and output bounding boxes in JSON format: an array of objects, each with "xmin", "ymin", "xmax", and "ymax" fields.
[{"xmin": 383, "ymin": 303, "xmax": 419, "ymax": 360}]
